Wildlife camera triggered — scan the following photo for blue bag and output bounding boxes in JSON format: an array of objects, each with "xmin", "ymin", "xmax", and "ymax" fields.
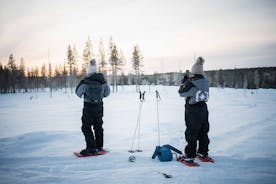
[{"xmin": 152, "ymin": 144, "xmax": 182, "ymax": 162}]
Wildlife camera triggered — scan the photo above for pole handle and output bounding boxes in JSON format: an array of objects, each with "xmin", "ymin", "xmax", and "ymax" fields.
[
  {"xmin": 155, "ymin": 90, "xmax": 161, "ymax": 101},
  {"xmin": 139, "ymin": 90, "xmax": 145, "ymax": 102}
]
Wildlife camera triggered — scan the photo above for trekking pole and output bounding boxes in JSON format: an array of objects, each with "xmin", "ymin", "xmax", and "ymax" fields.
[
  {"xmin": 129, "ymin": 91, "xmax": 145, "ymax": 153},
  {"xmin": 155, "ymin": 90, "xmax": 161, "ymax": 146},
  {"xmin": 137, "ymin": 91, "xmax": 145, "ymax": 152}
]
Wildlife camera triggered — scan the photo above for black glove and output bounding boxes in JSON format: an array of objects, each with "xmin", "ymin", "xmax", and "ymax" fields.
[{"xmin": 181, "ymin": 75, "xmax": 189, "ymax": 84}]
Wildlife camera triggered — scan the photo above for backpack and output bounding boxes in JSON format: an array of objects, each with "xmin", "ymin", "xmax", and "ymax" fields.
[
  {"xmin": 152, "ymin": 144, "xmax": 183, "ymax": 162},
  {"xmin": 85, "ymin": 81, "xmax": 103, "ymax": 104}
]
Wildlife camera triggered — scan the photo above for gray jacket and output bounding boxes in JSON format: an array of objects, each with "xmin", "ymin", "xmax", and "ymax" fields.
[
  {"xmin": 75, "ymin": 73, "xmax": 110, "ymax": 103},
  {"xmin": 179, "ymin": 76, "xmax": 209, "ymax": 105}
]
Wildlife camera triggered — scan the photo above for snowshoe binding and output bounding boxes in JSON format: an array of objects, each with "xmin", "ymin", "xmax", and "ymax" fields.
[
  {"xmin": 177, "ymin": 155, "xmax": 200, "ymax": 167},
  {"xmin": 74, "ymin": 148, "xmax": 101, "ymax": 158},
  {"xmin": 196, "ymin": 153, "xmax": 215, "ymax": 163}
]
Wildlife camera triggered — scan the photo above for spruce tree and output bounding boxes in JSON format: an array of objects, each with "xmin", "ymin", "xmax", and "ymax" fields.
[
  {"xmin": 7, "ymin": 54, "xmax": 17, "ymax": 93},
  {"xmin": 62, "ymin": 61, "xmax": 68, "ymax": 93},
  {"xmin": 67, "ymin": 45, "xmax": 76, "ymax": 93},
  {"xmin": 131, "ymin": 45, "xmax": 143, "ymax": 92},
  {"xmin": 98, "ymin": 39, "xmax": 107, "ymax": 75},
  {"xmin": 19, "ymin": 58, "xmax": 27, "ymax": 92},
  {"xmin": 0, "ymin": 62, "xmax": 3, "ymax": 93},
  {"xmin": 110, "ymin": 44, "xmax": 122, "ymax": 92},
  {"xmin": 41, "ymin": 63, "xmax": 47, "ymax": 89},
  {"xmin": 82, "ymin": 37, "xmax": 93, "ymax": 75},
  {"xmin": 48, "ymin": 60, "xmax": 53, "ymax": 98}
]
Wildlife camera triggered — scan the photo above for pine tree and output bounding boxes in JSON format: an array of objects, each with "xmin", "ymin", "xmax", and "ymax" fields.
[
  {"xmin": 7, "ymin": 54, "xmax": 16, "ymax": 71},
  {"xmin": 34, "ymin": 66, "xmax": 39, "ymax": 92},
  {"xmin": 19, "ymin": 58, "xmax": 27, "ymax": 92},
  {"xmin": 62, "ymin": 61, "xmax": 68, "ymax": 93},
  {"xmin": 41, "ymin": 63, "xmax": 47, "ymax": 89},
  {"xmin": 67, "ymin": 45, "xmax": 75, "ymax": 76},
  {"xmin": 119, "ymin": 49, "xmax": 126, "ymax": 86},
  {"xmin": 110, "ymin": 44, "xmax": 122, "ymax": 92},
  {"xmin": 7, "ymin": 54, "xmax": 17, "ymax": 93},
  {"xmin": 131, "ymin": 45, "xmax": 143, "ymax": 92},
  {"xmin": 254, "ymin": 69, "xmax": 260, "ymax": 89},
  {"xmin": 67, "ymin": 45, "xmax": 76, "ymax": 93},
  {"xmin": 72, "ymin": 45, "xmax": 79, "ymax": 87},
  {"xmin": 48, "ymin": 55, "xmax": 53, "ymax": 98},
  {"xmin": 0, "ymin": 62, "xmax": 3, "ymax": 93},
  {"xmin": 72, "ymin": 45, "xmax": 79, "ymax": 73},
  {"xmin": 54, "ymin": 65, "xmax": 63, "ymax": 90},
  {"xmin": 108, "ymin": 36, "xmax": 114, "ymax": 73},
  {"xmin": 98, "ymin": 39, "xmax": 107, "ymax": 75},
  {"xmin": 82, "ymin": 37, "xmax": 93, "ymax": 75}
]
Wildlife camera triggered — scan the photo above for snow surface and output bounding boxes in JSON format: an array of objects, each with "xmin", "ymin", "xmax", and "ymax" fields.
[{"xmin": 0, "ymin": 86, "xmax": 276, "ymax": 184}]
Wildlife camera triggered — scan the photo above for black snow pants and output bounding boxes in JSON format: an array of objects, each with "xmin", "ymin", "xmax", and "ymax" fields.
[
  {"xmin": 81, "ymin": 103, "xmax": 104, "ymax": 150},
  {"xmin": 184, "ymin": 102, "xmax": 210, "ymax": 158}
]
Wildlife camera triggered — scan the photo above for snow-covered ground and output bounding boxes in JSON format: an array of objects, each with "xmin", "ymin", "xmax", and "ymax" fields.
[{"xmin": 0, "ymin": 86, "xmax": 276, "ymax": 184}]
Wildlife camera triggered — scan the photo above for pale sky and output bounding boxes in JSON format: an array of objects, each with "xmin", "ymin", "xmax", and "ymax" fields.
[{"xmin": 0, "ymin": 0, "xmax": 276, "ymax": 74}]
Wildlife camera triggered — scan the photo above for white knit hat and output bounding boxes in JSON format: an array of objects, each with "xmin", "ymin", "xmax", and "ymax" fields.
[
  {"xmin": 191, "ymin": 56, "xmax": 205, "ymax": 75},
  {"xmin": 86, "ymin": 59, "xmax": 97, "ymax": 76}
]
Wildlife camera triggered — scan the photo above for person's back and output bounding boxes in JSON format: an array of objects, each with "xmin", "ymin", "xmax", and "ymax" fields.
[
  {"xmin": 76, "ymin": 72, "xmax": 110, "ymax": 117},
  {"xmin": 75, "ymin": 59, "xmax": 110, "ymax": 156}
]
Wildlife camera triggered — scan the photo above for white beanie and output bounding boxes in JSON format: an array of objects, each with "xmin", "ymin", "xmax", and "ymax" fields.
[
  {"xmin": 191, "ymin": 56, "xmax": 205, "ymax": 75},
  {"xmin": 86, "ymin": 59, "xmax": 97, "ymax": 76}
]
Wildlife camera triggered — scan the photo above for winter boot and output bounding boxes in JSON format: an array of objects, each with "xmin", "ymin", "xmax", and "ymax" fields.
[
  {"xmin": 182, "ymin": 155, "xmax": 195, "ymax": 164},
  {"xmin": 80, "ymin": 148, "xmax": 98, "ymax": 156},
  {"xmin": 177, "ymin": 154, "xmax": 195, "ymax": 163},
  {"xmin": 197, "ymin": 152, "xmax": 214, "ymax": 163},
  {"xmin": 177, "ymin": 154, "xmax": 200, "ymax": 167},
  {"xmin": 97, "ymin": 147, "xmax": 108, "ymax": 155}
]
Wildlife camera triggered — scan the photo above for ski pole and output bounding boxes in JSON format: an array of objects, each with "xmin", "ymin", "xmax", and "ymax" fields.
[
  {"xmin": 129, "ymin": 91, "xmax": 145, "ymax": 153},
  {"xmin": 155, "ymin": 90, "xmax": 161, "ymax": 146},
  {"xmin": 137, "ymin": 91, "xmax": 145, "ymax": 152}
]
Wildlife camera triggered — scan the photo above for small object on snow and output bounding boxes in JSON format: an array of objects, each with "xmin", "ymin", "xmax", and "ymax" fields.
[
  {"xmin": 128, "ymin": 155, "xmax": 136, "ymax": 162},
  {"xmin": 136, "ymin": 149, "xmax": 143, "ymax": 152},
  {"xmin": 155, "ymin": 171, "xmax": 172, "ymax": 179},
  {"xmin": 162, "ymin": 173, "xmax": 172, "ymax": 178}
]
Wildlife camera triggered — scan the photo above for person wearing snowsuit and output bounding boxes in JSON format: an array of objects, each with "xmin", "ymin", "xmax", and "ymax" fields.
[
  {"xmin": 75, "ymin": 59, "xmax": 110, "ymax": 156},
  {"xmin": 178, "ymin": 56, "xmax": 210, "ymax": 162}
]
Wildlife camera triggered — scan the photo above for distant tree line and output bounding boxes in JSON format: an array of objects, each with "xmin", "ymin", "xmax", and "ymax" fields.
[
  {"xmin": 137, "ymin": 67, "xmax": 276, "ymax": 89},
  {"xmin": 1, "ymin": 41, "xmax": 275, "ymax": 94},
  {"xmin": 205, "ymin": 67, "xmax": 276, "ymax": 89},
  {"xmin": 0, "ymin": 36, "xmax": 144, "ymax": 94}
]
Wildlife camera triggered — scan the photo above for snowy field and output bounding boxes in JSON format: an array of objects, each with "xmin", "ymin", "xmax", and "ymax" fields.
[{"xmin": 0, "ymin": 85, "xmax": 276, "ymax": 184}]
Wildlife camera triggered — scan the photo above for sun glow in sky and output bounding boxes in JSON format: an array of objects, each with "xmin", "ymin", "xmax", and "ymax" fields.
[{"xmin": 0, "ymin": 0, "xmax": 276, "ymax": 74}]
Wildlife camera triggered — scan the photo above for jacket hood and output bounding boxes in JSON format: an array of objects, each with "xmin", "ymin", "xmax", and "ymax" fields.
[{"xmin": 85, "ymin": 73, "xmax": 106, "ymax": 84}]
